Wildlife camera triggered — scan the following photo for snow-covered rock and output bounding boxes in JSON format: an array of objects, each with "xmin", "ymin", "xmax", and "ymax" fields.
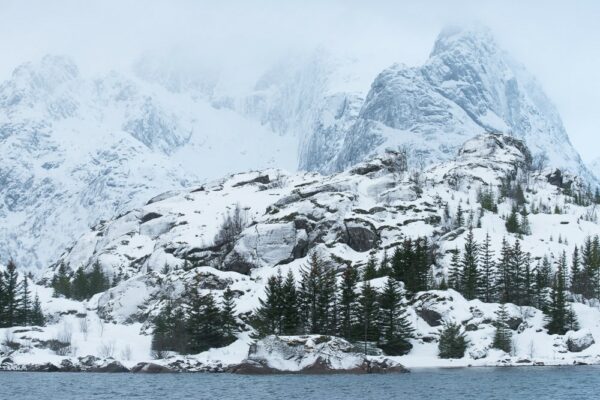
[
  {"xmin": 567, "ymin": 330, "xmax": 595, "ymax": 353},
  {"xmin": 231, "ymin": 335, "xmax": 407, "ymax": 374}
]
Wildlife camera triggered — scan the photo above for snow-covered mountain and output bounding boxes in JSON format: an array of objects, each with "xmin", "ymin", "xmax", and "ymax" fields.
[
  {"xmin": 0, "ymin": 55, "xmax": 297, "ymax": 269},
  {"xmin": 301, "ymin": 26, "xmax": 590, "ymax": 181},
  {"xmin": 1, "ymin": 25, "xmax": 595, "ymax": 272},
  {"xmin": 3, "ymin": 133, "xmax": 600, "ymax": 372}
]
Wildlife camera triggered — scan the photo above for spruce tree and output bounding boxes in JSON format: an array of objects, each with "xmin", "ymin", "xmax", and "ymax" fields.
[
  {"xmin": 492, "ymin": 304, "xmax": 512, "ymax": 353},
  {"xmin": 480, "ymin": 233, "xmax": 496, "ymax": 302},
  {"xmin": 3, "ymin": 260, "xmax": 19, "ymax": 327},
  {"xmin": 461, "ymin": 227, "xmax": 480, "ymax": 300},
  {"xmin": 30, "ymin": 293, "xmax": 45, "ymax": 326},
  {"xmin": 357, "ymin": 281, "xmax": 380, "ymax": 345},
  {"xmin": 253, "ymin": 271, "xmax": 283, "ymax": 337},
  {"xmin": 339, "ymin": 264, "xmax": 359, "ymax": 340},
  {"xmin": 52, "ymin": 263, "xmax": 71, "ymax": 298},
  {"xmin": 505, "ymin": 207, "xmax": 520, "ymax": 234},
  {"xmin": 221, "ymin": 286, "xmax": 237, "ymax": 340},
  {"xmin": 71, "ymin": 267, "xmax": 89, "ymax": 300},
  {"xmin": 378, "ymin": 278, "xmax": 414, "ymax": 355},
  {"xmin": 18, "ymin": 276, "xmax": 31, "ymax": 326},
  {"xmin": 438, "ymin": 322, "xmax": 468, "ymax": 359},
  {"xmin": 363, "ymin": 252, "xmax": 378, "ymax": 281},
  {"xmin": 496, "ymin": 238, "xmax": 512, "ymax": 303},
  {"xmin": 280, "ymin": 270, "xmax": 300, "ymax": 335},
  {"xmin": 186, "ymin": 290, "xmax": 226, "ymax": 353},
  {"xmin": 448, "ymin": 248, "xmax": 462, "ymax": 292},
  {"xmin": 570, "ymin": 246, "xmax": 583, "ymax": 296},
  {"xmin": 88, "ymin": 262, "xmax": 109, "ymax": 296},
  {"xmin": 546, "ymin": 252, "xmax": 570, "ymax": 335},
  {"xmin": 378, "ymin": 250, "xmax": 391, "ymax": 277}
]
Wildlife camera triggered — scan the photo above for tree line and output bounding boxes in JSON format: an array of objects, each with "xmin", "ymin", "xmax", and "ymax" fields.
[
  {"xmin": 448, "ymin": 227, "xmax": 580, "ymax": 335},
  {"xmin": 151, "ymin": 286, "xmax": 237, "ymax": 357},
  {"xmin": 251, "ymin": 254, "xmax": 415, "ymax": 356},
  {"xmin": 52, "ymin": 262, "xmax": 123, "ymax": 300},
  {"xmin": 0, "ymin": 260, "xmax": 45, "ymax": 328}
]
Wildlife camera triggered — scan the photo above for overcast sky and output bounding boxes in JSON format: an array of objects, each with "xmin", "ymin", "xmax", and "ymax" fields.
[{"xmin": 1, "ymin": 0, "xmax": 599, "ymax": 161}]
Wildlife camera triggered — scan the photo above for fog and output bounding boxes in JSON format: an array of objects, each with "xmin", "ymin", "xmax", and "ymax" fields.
[{"xmin": 1, "ymin": 0, "xmax": 598, "ymax": 160}]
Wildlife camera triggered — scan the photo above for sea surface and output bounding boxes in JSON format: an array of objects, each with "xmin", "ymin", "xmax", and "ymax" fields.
[{"xmin": 0, "ymin": 366, "xmax": 597, "ymax": 399}]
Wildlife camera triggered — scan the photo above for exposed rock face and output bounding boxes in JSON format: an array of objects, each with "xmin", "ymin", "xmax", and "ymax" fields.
[
  {"xmin": 131, "ymin": 362, "xmax": 174, "ymax": 373},
  {"xmin": 231, "ymin": 335, "xmax": 407, "ymax": 374},
  {"xmin": 567, "ymin": 330, "xmax": 595, "ymax": 353},
  {"xmin": 299, "ymin": 26, "xmax": 591, "ymax": 184}
]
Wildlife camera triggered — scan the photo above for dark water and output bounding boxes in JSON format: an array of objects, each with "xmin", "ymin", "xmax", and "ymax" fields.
[{"xmin": 0, "ymin": 366, "xmax": 598, "ymax": 399}]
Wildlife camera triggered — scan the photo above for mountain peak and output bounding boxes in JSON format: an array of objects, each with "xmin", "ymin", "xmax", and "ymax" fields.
[{"xmin": 430, "ymin": 25, "xmax": 497, "ymax": 58}]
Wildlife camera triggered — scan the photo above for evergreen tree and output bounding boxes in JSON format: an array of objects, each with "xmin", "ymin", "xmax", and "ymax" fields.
[
  {"xmin": 456, "ymin": 205, "xmax": 465, "ymax": 228},
  {"xmin": 492, "ymin": 304, "xmax": 512, "ymax": 353},
  {"xmin": 448, "ymin": 248, "xmax": 462, "ymax": 293},
  {"xmin": 186, "ymin": 290, "xmax": 227, "ymax": 353},
  {"xmin": 280, "ymin": 270, "xmax": 300, "ymax": 335},
  {"xmin": 71, "ymin": 267, "xmax": 89, "ymax": 301},
  {"xmin": 496, "ymin": 238, "xmax": 512, "ymax": 303},
  {"xmin": 546, "ymin": 252, "xmax": 572, "ymax": 335},
  {"xmin": 30, "ymin": 293, "xmax": 45, "ymax": 326},
  {"xmin": 339, "ymin": 264, "xmax": 360, "ymax": 340},
  {"xmin": 221, "ymin": 286, "xmax": 238, "ymax": 339},
  {"xmin": 520, "ymin": 208, "xmax": 531, "ymax": 236},
  {"xmin": 461, "ymin": 227, "xmax": 480, "ymax": 300},
  {"xmin": 515, "ymin": 184, "xmax": 526, "ymax": 206},
  {"xmin": 505, "ymin": 207, "xmax": 520, "ymax": 234},
  {"xmin": 357, "ymin": 281, "xmax": 380, "ymax": 344},
  {"xmin": 378, "ymin": 278, "xmax": 414, "ymax": 355},
  {"xmin": 479, "ymin": 233, "xmax": 496, "ymax": 302},
  {"xmin": 51, "ymin": 263, "xmax": 71, "ymax": 298},
  {"xmin": 363, "ymin": 252, "xmax": 378, "ymax": 281},
  {"xmin": 3, "ymin": 260, "xmax": 19, "ymax": 327},
  {"xmin": 438, "ymin": 322, "xmax": 468, "ymax": 359},
  {"xmin": 88, "ymin": 262, "xmax": 109, "ymax": 296},
  {"xmin": 18, "ymin": 275, "xmax": 31, "ymax": 326},
  {"xmin": 253, "ymin": 271, "xmax": 283, "ymax": 337},
  {"xmin": 378, "ymin": 250, "xmax": 391, "ymax": 277},
  {"xmin": 570, "ymin": 246, "xmax": 584, "ymax": 296}
]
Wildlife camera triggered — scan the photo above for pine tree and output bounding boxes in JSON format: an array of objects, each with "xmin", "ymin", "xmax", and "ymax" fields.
[
  {"xmin": 456, "ymin": 205, "xmax": 465, "ymax": 228},
  {"xmin": 71, "ymin": 267, "xmax": 89, "ymax": 301},
  {"xmin": 448, "ymin": 248, "xmax": 462, "ymax": 292},
  {"xmin": 492, "ymin": 304, "xmax": 512, "ymax": 353},
  {"xmin": 515, "ymin": 184, "xmax": 526, "ymax": 206},
  {"xmin": 221, "ymin": 286, "xmax": 237, "ymax": 340},
  {"xmin": 30, "ymin": 293, "xmax": 45, "ymax": 326},
  {"xmin": 339, "ymin": 264, "xmax": 359, "ymax": 340},
  {"xmin": 378, "ymin": 278, "xmax": 414, "ymax": 355},
  {"xmin": 280, "ymin": 270, "xmax": 300, "ymax": 335},
  {"xmin": 505, "ymin": 207, "xmax": 520, "ymax": 234},
  {"xmin": 438, "ymin": 322, "xmax": 468, "ymax": 359},
  {"xmin": 253, "ymin": 271, "xmax": 283, "ymax": 337},
  {"xmin": 479, "ymin": 233, "xmax": 496, "ymax": 302},
  {"xmin": 357, "ymin": 281, "xmax": 380, "ymax": 345},
  {"xmin": 18, "ymin": 276, "xmax": 31, "ymax": 326},
  {"xmin": 88, "ymin": 262, "xmax": 109, "ymax": 296},
  {"xmin": 461, "ymin": 227, "xmax": 480, "ymax": 300},
  {"xmin": 496, "ymin": 238, "xmax": 512, "ymax": 304},
  {"xmin": 186, "ymin": 290, "xmax": 226, "ymax": 353},
  {"xmin": 570, "ymin": 246, "xmax": 584, "ymax": 296},
  {"xmin": 363, "ymin": 252, "xmax": 378, "ymax": 281},
  {"xmin": 546, "ymin": 252, "xmax": 571, "ymax": 335},
  {"xmin": 3, "ymin": 260, "xmax": 20, "ymax": 327},
  {"xmin": 378, "ymin": 250, "xmax": 391, "ymax": 277},
  {"xmin": 51, "ymin": 263, "xmax": 71, "ymax": 298}
]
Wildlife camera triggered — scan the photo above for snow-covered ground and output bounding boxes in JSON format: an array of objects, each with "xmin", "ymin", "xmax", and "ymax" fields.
[{"xmin": 2, "ymin": 133, "xmax": 600, "ymax": 372}]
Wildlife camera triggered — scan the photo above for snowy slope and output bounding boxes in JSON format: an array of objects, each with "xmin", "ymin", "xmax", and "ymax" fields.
[
  {"xmin": 1, "ymin": 133, "xmax": 597, "ymax": 371},
  {"xmin": 0, "ymin": 55, "xmax": 297, "ymax": 270},
  {"xmin": 302, "ymin": 26, "xmax": 591, "ymax": 182}
]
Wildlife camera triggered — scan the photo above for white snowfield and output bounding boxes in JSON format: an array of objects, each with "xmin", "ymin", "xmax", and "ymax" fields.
[{"xmin": 3, "ymin": 133, "xmax": 600, "ymax": 372}]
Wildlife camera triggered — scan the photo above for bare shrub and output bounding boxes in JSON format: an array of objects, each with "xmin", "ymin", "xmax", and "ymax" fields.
[
  {"xmin": 1, "ymin": 330, "xmax": 20, "ymax": 354},
  {"xmin": 98, "ymin": 341, "xmax": 116, "ymax": 358},
  {"xmin": 120, "ymin": 344, "xmax": 132, "ymax": 361},
  {"xmin": 52, "ymin": 323, "xmax": 73, "ymax": 356},
  {"xmin": 214, "ymin": 204, "xmax": 247, "ymax": 251}
]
